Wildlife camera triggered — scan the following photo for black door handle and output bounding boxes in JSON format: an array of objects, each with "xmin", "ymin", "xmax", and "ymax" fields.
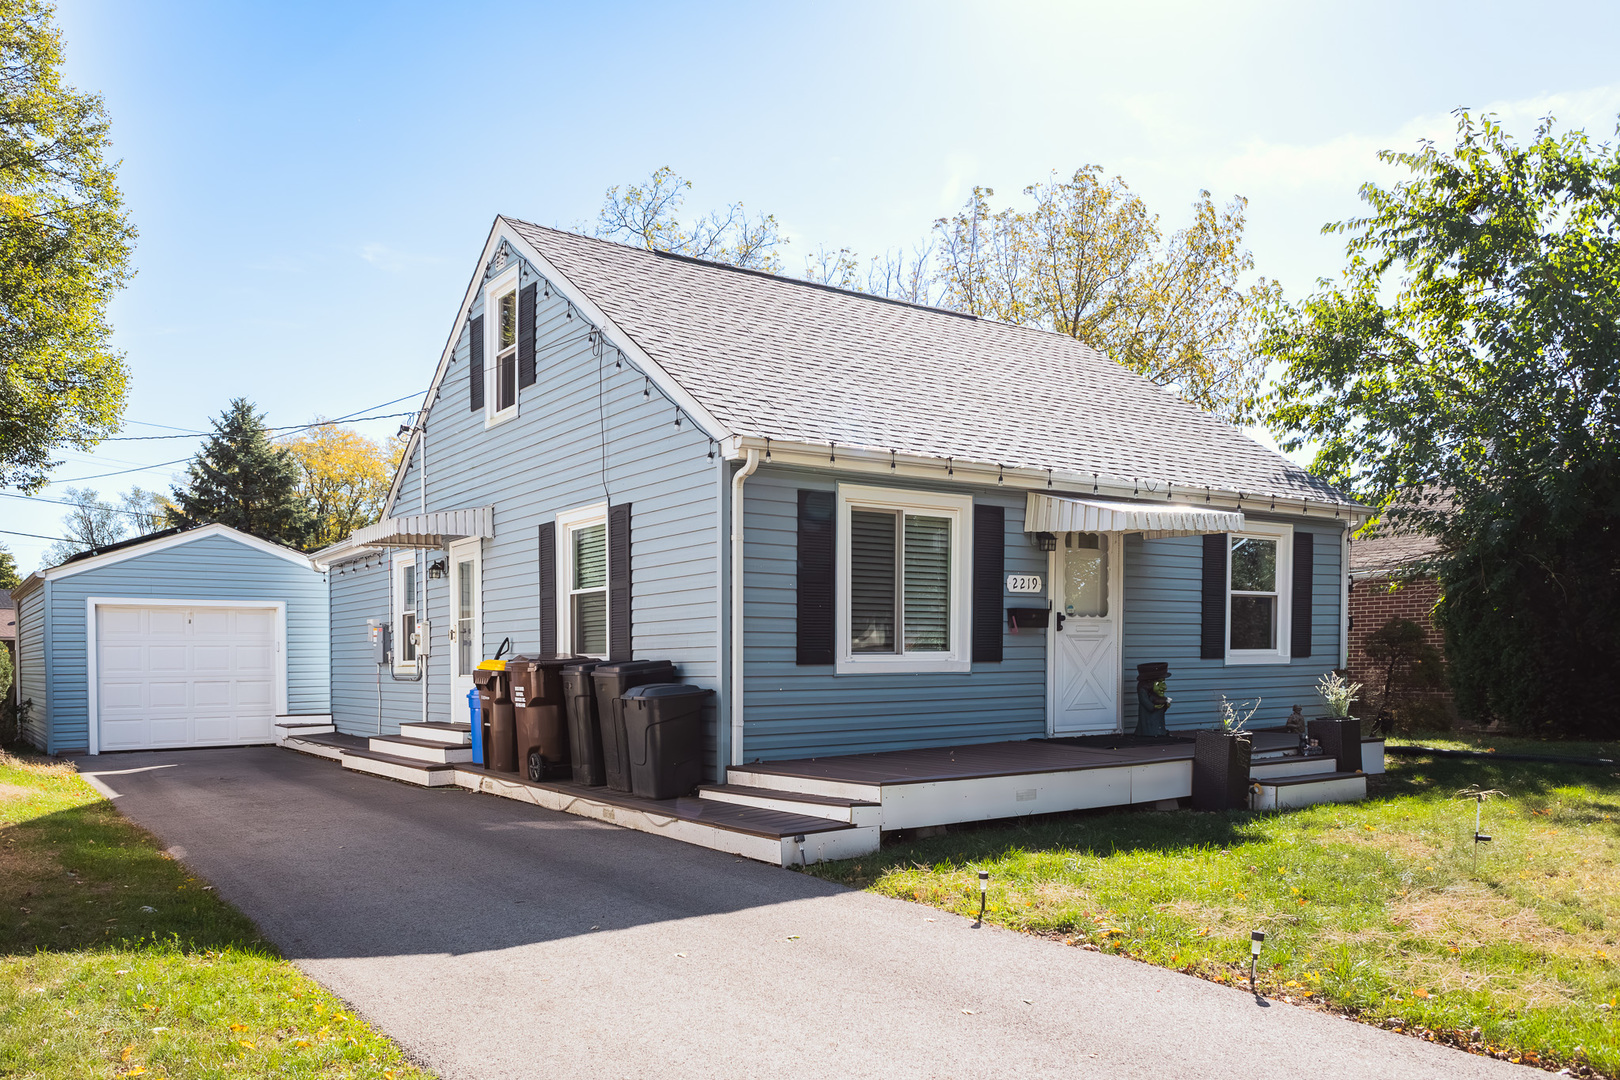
[{"xmin": 1055, "ymin": 613, "xmax": 1066, "ymax": 632}]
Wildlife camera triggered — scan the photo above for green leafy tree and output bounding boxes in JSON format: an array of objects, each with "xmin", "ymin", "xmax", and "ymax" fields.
[
  {"xmin": 0, "ymin": 0, "xmax": 135, "ymax": 491},
  {"xmin": 169, "ymin": 399, "xmax": 312, "ymax": 548},
  {"xmin": 118, "ymin": 485, "xmax": 173, "ymax": 534},
  {"xmin": 930, "ymin": 169, "xmax": 1279, "ymax": 423},
  {"xmin": 1261, "ymin": 112, "xmax": 1620, "ymax": 737},
  {"xmin": 0, "ymin": 542, "xmax": 19, "ymax": 588},
  {"xmin": 595, "ymin": 166, "xmax": 784, "ymax": 272}
]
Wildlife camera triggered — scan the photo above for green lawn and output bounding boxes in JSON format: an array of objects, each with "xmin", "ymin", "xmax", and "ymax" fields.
[
  {"xmin": 0, "ymin": 750, "xmax": 434, "ymax": 1079},
  {"xmin": 809, "ymin": 744, "xmax": 1620, "ymax": 1076}
]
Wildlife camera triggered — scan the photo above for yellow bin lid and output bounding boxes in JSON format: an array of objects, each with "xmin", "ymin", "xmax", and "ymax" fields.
[{"xmin": 476, "ymin": 659, "xmax": 507, "ymax": 670}]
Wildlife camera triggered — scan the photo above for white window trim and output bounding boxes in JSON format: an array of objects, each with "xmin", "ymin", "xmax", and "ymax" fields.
[
  {"xmin": 483, "ymin": 265, "xmax": 521, "ymax": 429},
  {"xmin": 1226, "ymin": 520, "xmax": 1293, "ymax": 666},
  {"xmin": 556, "ymin": 502, "xmax": 609, "ymax": 659},
  {"xmin": 835, "ymin": 483, "xmax": 973, "ymax": 675},
  {"xmin": 392, "ymin": 550, "xmax": 419, "ymax": 673}
]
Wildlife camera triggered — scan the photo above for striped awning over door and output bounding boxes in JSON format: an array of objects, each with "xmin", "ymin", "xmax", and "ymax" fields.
[
  {"xmin": 1024, "ymin": 493, "xmax": 1243, "ymax": 538},
  {"xmin": 350, "ymin": 506, "xmax": 494, "ymax": 548}
]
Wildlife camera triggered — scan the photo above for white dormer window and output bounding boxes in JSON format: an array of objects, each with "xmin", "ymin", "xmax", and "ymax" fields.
[{"xmin": 485, "ymin": 266, "xmax": 520, "ymax": 426}]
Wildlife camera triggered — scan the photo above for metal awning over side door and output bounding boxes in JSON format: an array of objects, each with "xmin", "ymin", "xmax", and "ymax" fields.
[
  {"xmin": 350, "ymin": 506, "xmax": 495, "ymax": 549},
  {"xmin": 1024, "ymin": 493, "xmax": 1243, "ymax": 537}
]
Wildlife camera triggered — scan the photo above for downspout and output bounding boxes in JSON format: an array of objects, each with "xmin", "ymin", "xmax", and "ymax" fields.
[
  {"xmin": 729, "ymin": 448, "xmax": 761, "ymax": 767},
  {"xmin": 420, "ymin": 423, "xmax": 429, "ymax": 724}
]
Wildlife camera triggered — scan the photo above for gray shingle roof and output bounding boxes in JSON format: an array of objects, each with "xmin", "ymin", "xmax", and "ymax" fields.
[{"xmin": 509, "ymin": 220, "xmax": 1344, "ymax": 503}]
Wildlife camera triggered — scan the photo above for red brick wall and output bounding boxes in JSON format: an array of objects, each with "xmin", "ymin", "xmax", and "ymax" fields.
[{"xmin": 1347, "ymin": 576, "xmax": 1453, "ymax": 718}]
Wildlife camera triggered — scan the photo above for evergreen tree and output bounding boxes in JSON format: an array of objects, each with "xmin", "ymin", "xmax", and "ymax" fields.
[
  {"xmin": 0, "ymin": 543, "xmax": 19, "ymax": 589},
  {"xmin": 170, "ymin": 399, "xmax": 312, "ymax": 548}
]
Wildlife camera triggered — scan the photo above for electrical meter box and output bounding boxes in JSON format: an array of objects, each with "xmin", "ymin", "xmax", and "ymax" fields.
[
  {"xmin": 368, "ymin": 619, "xmax": 391, "ymax": 665},
  {"xmin": 415, "ymin": 621, "xmax": 431, "ymax": 658}
]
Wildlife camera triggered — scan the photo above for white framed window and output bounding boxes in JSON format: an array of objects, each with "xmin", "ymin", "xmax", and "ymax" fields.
[
  {"xmin": 836, "ymin": 484, "xmax": 973, "ymax": 674},
  {"xmin": 1226, "ymin": 520, "xmax": 1293, "ymax": 665},
  {"xmin": 484, "ymin": 266, "xmax": 520, "ymax": 426},
  {"xmin": 556, "ymin": 503, "xmax": 609, "ymax": 658},
  {"xmin": 392, "ymin": 551, "xmax": 419, "ymax": 672}
]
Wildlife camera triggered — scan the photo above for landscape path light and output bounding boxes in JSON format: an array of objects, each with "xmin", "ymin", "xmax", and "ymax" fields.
[
  {"xmin": 976, "ymin": 870, "xmax": 989, "ymax": 927},
  {"xmin": 1249, "ymin": 930, "xmax": 1265, "ymax": 993}
]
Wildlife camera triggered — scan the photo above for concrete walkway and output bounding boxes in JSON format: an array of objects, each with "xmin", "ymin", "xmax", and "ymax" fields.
[{"xmin": 81, "ymin": 747, "xmax": 1529, "ymax": 1080}]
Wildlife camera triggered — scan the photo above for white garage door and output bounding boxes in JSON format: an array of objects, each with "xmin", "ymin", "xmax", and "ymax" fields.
[{"xmin": 97, "ymin": 605, "xmax": 278, "ymax": 751}]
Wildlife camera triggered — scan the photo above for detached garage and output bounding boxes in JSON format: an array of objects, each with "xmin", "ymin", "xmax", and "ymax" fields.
[{"xmin": 11, "ymin": 524, "xmax": 330, "ymax": 755}]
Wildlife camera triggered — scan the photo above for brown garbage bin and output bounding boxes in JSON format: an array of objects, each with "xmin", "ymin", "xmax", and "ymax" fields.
[
  {"xmin": 507, "ymin": 655, "xmax": 576, "ymax": 782},
  {"xmin": 474, "ymin": 661, "xmax": 516, "ymax": 774}
]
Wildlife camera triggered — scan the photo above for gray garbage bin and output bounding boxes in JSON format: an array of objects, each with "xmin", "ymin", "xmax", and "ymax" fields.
[{"xmin": 591, "ymin": 660, "xmax": 677, "ymax": 792}]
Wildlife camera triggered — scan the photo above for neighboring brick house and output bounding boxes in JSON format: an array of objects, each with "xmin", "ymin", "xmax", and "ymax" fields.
[{"xmin": 1347, "ymin": 529, "xmax": 1453, "ymax": 724}]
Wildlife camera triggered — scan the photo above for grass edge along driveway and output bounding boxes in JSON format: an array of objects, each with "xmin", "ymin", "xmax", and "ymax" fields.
[
  {"xmin": 810, "ymin": 738, "xmax": 1620, "ymax": 1078},
  {"xmin": 0, "ymin": 749, "xmax": 435, "ymax": 1080}
]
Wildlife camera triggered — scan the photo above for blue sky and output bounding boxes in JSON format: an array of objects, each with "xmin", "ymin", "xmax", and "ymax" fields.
[{"xmin": 6, "ymin": 0, "xmax": 1619, "ymax": 569}]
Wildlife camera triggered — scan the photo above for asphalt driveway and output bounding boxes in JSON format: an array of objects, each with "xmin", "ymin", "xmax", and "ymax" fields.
[{"xmin": 80, "ymin": 747, "xmax": 1530, "ymax": 1080}]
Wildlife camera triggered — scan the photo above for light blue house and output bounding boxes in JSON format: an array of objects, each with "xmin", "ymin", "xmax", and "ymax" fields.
[
  {"xmin": 12, "ymin": 524, "xmax": 330, "ymax": 755},
  {"xmin": 315, "ymin": 217, "xmax": 1365, "ymax": 791}
]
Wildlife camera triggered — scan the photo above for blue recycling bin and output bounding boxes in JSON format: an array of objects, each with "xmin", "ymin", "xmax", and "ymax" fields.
[{"xmin": 467, "ymin": 688, "xmax": 484, "ymax": 767}]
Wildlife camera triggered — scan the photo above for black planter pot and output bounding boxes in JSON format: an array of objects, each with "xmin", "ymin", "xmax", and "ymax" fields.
[
  {"xmin": 1308, "ymin": 717, "xmax": 1363, "ymax": 773},
  {"xmin": 1192, "ymin": 730, "xmax": 1252, "ymax": 811}
]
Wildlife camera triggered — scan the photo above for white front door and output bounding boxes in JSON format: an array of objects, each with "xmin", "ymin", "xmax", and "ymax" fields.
[
  {"xmin": 447, "ymin": 538, "xmax": 482, "ymax": 724},
  {"xmin": 1048, "ymin": 532, "xmax": 1123, "ymax": 735}
]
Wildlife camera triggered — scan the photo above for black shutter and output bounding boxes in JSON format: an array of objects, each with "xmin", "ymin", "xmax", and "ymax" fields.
[
  {"xmin": 517, "ymin": 282, "xmax": 537, "ymax": 389},
  {"xmin": 1291, "ymin": 530, "xmax": 1314, "ymax": 658},
  {"xmin": 796, "ymin": 489, "xmax": 835, "ymax": 665},
  {"xmin": 467, "ymin": 315, "xmax": 484, "ymax": 413},
  {"xmin": 972, "ymin": 503, "xmax": 1005, "ymax": 663},
  {"xmin": 1200, "ymin": 533, "xmax": 1227, "ymax": 660},
  {"xmin": 608, "ymin": 502, "xmax": 632, "ymax": 661},
  {"xmin": 538, "ymin": 522, "xmax": 557, "ymax": 655}
]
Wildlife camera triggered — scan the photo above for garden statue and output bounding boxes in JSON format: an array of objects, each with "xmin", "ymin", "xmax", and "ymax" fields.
[
  {"xmin": 1135, "ymin": 662, "xmax": 1171, "ymax": 737},
  {"xmin": 1286, "ymin": 704, "xmax": 1306, "ymax": 733}
]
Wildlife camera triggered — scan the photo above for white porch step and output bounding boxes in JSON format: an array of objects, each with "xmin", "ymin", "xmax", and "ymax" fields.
[
  {"xmin": 696, "ymin": 783, "xmax": 882, "ymax": 827},
  {"xmin": 369, "ymin": 734, "xmax": 473, "ymax": 764},
  {"xmin": 275, "ymin": 720, "xmax": 336, "ymax": 741},
  {"xmin": 342, "ymin": 747, "xmax": 459, "ymax": 787},
  {"xmin": 280, "ymin": 735, "xmax": 345, "ymax": 762},
  {"xmin": 400, "ymin": 721, "xmax": 472, "ymax": 747},
  {"xmin": 1251, "ymin": 770, "xmax": 1367, "ymax": 811},
  {"xmin": 455, "ymin": 768, "xmax": 880, "ymax": 867},
  {"xmin": 725, "ymin": 766, "xmax": 883, "ymax": 804},
  {"xmin": 1250, "ymin": 755, "xmax": 1335, "ymax": 781}
]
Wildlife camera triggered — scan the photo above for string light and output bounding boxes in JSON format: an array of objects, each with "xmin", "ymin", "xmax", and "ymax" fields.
[
  {"xmin": 1047, "ymin": 468, "xmax": 1053, "ymax": 489},
  {"xmin": 1093, "ymin": 473, "xmax": 1099, "ymax": 493},
  {"xmin": 946, "ymin": 457, "xmax": 954, "ymax": 476},
  {"xmin": 829, "ymin": 442, "xmax": 836, "ymax": 463},
  {"xmin": 890, "ymin": 449, "xmax": 896, "ymax": 472},
  {"xmin": 997, "ymin": 464, "xmax": 1004, "ymax": 485},
  {"xmin": 643, "ymin": 377, "xmax": 650, "ymax": 399},
  {"xmin": 765, "ymin": 437, "xmax": 772, "ymax": 462}
]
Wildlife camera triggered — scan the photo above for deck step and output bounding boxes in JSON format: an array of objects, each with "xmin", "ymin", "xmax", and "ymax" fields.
[
  {"xmin": 369, "ymin": 734, "xmax": 473, "ymax": 764},
  {"xmin": 274, "ymin": 720, "xmax": 335, "ymax": 740},
  {"xmin": 400, "ymin": 721, "xmax": 472, "ymax": 747},
  {"xmin": 724, "ymin": 766, "xmax": 883, "ymax": 804},
  {"xmin": 1251, "ymin": 770, "xmax": 1367, "ymax": 811},
  {"xmin": 1250, "ymin": 756, "xmax": 1335, "ymax": 781},
  {"xmin": 455, "ymin": 767, "xmax": 879, "ymax": 867},
  {"xmin": 280, "ymin": 735, "xmax": 346, "ymax": 761},
  {"xmin": 342, "ymin": 747, "xmax": 459, "ymax": 787},
  {"xmin": 697, "ymin": 783, "xmax": 882, "ymax": 826}
]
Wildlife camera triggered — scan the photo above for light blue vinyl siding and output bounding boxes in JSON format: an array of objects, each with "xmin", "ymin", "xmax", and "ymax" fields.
[
  {"xmin": 38, "ymin": 533, "xmax": 330, "ymax": 754},
  {"xmin": 740, "ymin": 465, "xmax": 1047, "ymax": 760},
  {"xmin": 1121, "ymin": 519, "xmax": 1345, "ymax": 731},
  {"xmin": 327, "ymin": 252, "xmax": 721, "ymax": 749},
  {"xmin": 15, "ymin": 586, "xmax": 47, "ymax": 749}
]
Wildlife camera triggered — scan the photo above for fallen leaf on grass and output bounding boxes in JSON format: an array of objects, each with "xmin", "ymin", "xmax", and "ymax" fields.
[
  {"xmin": 120, "ymin": 1046, "xmax": 133, "ymax": 1061},
  {"xmin": 293, "ymin": 1040, "xmax": 311, "ymax": 1048},
  {"xmin": 1414, "ymin": 988, "xmax": 1430, "ymax": 999},
  {"xmin": 120, "ymin": 1069, "xmax": 146, "ymax": 1077},
  {"xmin": 229, "ymin": 1023, "xmax": 248, "ymax": 1031},
  {"xmin": 238, "ymin": 1040, "xmax": 255, "ymax": 1049}
]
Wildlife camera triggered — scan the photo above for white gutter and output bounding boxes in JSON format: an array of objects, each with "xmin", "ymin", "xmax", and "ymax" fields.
[{"xmin": 729, "ymin": 448, "xmax": 761, "ymax": 767}]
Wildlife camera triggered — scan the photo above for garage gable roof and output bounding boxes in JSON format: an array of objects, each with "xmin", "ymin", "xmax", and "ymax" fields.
[{"xmin": 37, "ymin": 524, "xmax": 319, "ymax": 582}]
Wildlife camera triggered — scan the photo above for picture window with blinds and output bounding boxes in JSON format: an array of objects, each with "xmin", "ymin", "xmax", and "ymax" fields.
[
  {"xmin": 1226, "ymin": 521, "xmax": 1293, "ymax": 664},
  {"xmin": 483, "ymin": 266, "xmax": 520, "ymax": 425},
  {"xmin": 556, "ymin": 504, "xmax": 609, "ymax": 658},
  {"xmin": 836, "ymin": 484, "xmax": 973, "ymax": 674}
]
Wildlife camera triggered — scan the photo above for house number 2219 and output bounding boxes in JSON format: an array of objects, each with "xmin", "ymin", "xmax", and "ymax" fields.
[{"xmin": 1006, "ymin": 574, "xmax": 1044, "ymax": 594}]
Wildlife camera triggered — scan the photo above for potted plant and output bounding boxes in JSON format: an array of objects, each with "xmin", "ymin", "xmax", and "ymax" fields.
[
  {"xmin": 1192, "ymin": 695, "xmax": 1259, "ymax": 810},
  {"xmin": 1308, "ymin": 671, "xmax": 1364, "ymax": 773}
]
